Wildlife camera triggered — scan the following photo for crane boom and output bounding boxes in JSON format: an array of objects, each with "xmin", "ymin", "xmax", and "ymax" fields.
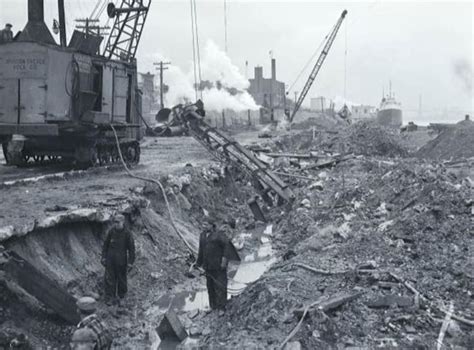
[
  {"xmin": 104, "ymin": 0, "xmax": 151, "ymax": 62},
  {"xmin": 289, "ymin": 9, "xmax": 348, "ymax": 123}
]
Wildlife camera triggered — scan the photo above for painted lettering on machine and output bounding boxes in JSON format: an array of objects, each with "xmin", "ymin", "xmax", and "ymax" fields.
[{"xmin": 0, "ymin": 52, "xmax": 48, "ymax": 79}]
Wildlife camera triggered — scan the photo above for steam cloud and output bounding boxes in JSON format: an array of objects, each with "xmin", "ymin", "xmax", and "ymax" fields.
[
  {"xmin": 151, "ymin": 40, "xmax": 259, "ymax": 112},
  {"xmin": 453, "ymin": 59, "xmax": 473, "ymax": 94}
]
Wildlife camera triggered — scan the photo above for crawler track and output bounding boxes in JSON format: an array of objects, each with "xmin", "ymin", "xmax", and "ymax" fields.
[{"xmin": 2, "ymin": 140, "xmax": 140, "ymax": 169}]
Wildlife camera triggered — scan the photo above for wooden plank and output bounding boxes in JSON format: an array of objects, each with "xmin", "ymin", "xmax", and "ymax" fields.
[
  {"xmin": 293, "ymin": 291, "xmax": 365, "ymax": 318},
  {"xmin": 3, "ymin": 251, "xmax": 80, "ymax": 325},
  {"xmin": 265, "ymin": 153, "xmax": 318, "ymax": 159}
]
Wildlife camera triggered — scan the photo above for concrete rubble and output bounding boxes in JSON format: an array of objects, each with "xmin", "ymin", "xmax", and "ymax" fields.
[{"xmin": 1, "ymin": 119, "xmax": 473, "ymax": 349}]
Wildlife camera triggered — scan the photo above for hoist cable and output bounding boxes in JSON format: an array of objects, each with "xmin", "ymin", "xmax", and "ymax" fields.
[
  {"xmin": 286, "ymin": 25, "xmax": 334, "ymax": 93},
  {"xmin": 192, "ymin": 0, "xmax": 203, "ymax": 99},
  {"xmin": 190, "ymin": 0, "xmax": 198, "ymax": 101}
]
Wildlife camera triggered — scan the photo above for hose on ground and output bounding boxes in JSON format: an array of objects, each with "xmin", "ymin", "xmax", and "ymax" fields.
[
  {"xmin": 110, "ymin": 124, "xmax": 197, "ymax": 255},
  {"xmin": 109, "ymin": 124, "xmax": 248, "ymax": 294}
]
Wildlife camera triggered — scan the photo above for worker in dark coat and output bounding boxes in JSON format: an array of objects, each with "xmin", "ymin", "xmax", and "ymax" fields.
[
  {"xmin": 196, "ymin": 219, "xmax": 231, "ymax": 310},
  {"xmin": 101, "ymin": 215, "xmax": 135, "ymax": 302},
  {"xmin": 0, "ymin": 24, "xmax": 13, "ymax": 44}
]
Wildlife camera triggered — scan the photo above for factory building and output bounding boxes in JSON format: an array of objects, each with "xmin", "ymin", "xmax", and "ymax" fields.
[
  {"xmin": 310, "ymin": 96, "xmax": 328, "ymax": 112},
  {"xmin": 248, "ymin": 59, "xmax": 286, "ymax": 109},
  {"xmin": 352, "ymin": 104, "xmax": 376, "ymax": 120}
]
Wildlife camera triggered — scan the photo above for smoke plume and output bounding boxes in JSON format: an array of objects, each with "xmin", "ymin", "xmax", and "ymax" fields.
[
  {"xmin": 148, "ymin": 40, "xmax": 259, "ymax": 112},
  {"xmin": 453, "ymin": 59, "xmax": 473, "ymax": 94}
]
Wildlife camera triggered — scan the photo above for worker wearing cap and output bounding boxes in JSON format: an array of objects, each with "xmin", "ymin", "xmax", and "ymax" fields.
[
  {"xmin": 101, "ymin": 214, "xmax": 135, "ymax": 302},
  {"xmin": 196, "ymin": 218, "xmax": 231, "ymax": 310},
  {"xmin": 70, "ymin": 328, "xmax": 97, "ymax": 350},
  {"xmin": 75, "ymin": 297, "xmax": 112, "ymax": 350},
  {"xmin": 0, "ymin": 24, "xmax": 13, "ymax": 44}
]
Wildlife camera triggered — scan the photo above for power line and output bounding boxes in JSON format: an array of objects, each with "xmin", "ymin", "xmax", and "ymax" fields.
[
  {"xmin": 287, "ymin": 26, "xmax": 333, "ymax": 93},
  {"xmin": 192, "ymin": 0, "xmax": 202, "ymax": 99},
  {"xmin": 90, "ymin": 0, "xmax": 102, "ymax": 19},
  {"xmin": 344, "ymin": 20, "xmax": 347, "ymax": 100},
  {"xmin": 224, "ymin": 0, "xmax": 228, "ymax": 53},
  {"xmin": 190, "ymin": 0, "xmax": 198, "ymax": 101}
]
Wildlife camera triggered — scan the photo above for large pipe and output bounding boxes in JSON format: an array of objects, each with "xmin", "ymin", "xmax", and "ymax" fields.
[
  {"xmin": 271, "ymin": 58, "xmax": 276, "ymax": 81},
  {"xmin": 18, "ymin": 0, "xmax": 56, "ymax": 44},
  {"xmin": 28, "ymin": 0, "xmax": 44, "ymax": 22},
  {"xmin": 58, "ymin": 0, "xmax": 67, "ymax": 46}
]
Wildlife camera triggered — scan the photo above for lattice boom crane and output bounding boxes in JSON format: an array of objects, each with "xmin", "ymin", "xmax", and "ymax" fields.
[
  {"xmin": 104, "ymin": 0, "xmax": 151, "ymax": 62},
  {"xmin": 289, "ymin": 9, "xmax": 348, "ymax": 123}
]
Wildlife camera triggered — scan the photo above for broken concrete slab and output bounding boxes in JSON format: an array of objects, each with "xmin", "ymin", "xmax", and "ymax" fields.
[
  {"xmin": 248, "ymin": 198, "xmax": 267, "ymax": 222},
  {"xmin": 157, "ymin": 309, "xmax": 188, "ymax": 342},
  {"xmin": 3, "ymin": 250, "xmax": 80, "ymax": 325}
]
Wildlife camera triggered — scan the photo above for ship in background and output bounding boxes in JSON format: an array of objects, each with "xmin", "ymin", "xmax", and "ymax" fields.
[{"xmin": 377, "ymin": 82, "xmax": 403, "ymax": 128}]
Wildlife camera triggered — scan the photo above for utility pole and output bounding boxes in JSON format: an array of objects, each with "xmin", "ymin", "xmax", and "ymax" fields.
[
  {"xmin": 418, "ymin": 94, "xmax": 423, "ymax": 119},
  {"xmin": 58, "ymin": 0, "xmax": 67, "ymax": 46},
  {"xmin": 154, "ymin": 61, "xmax": 171, "ymax": 110},
  {"xmin": 75, "ymin": 18, "xmax": 110, "ymax": 36}
]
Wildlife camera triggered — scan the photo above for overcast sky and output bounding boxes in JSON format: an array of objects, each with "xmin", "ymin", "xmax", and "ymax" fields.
[{"xmin": 1, "ymin": 0, "xmax": 473, "ymax": 122}]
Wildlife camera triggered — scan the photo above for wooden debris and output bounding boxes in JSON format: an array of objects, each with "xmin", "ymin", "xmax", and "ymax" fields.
[
  {"xmin": 266, "ymin": 153, "xmax": 318, "ymax": 159},
  {"xmin": 436, "ymin": 302, "xmax": 454, "ymax": 350},
  {"xmin": 293, "ymin": 291, "xmax": 366, "ymax": 318},
  {"xmin": 280, "ymin": 291, "xmax": 364, "ymax": 350},
  {"xmin": 390, "ymin": 272, "xmax": 474, "ymax": 327},
  {"xmin": 291, "ymin": 262, "xmax": 350, "ymax": 275},
  {"xmin": 302, "ymin": 154, "xmax": 354, "ymax": 171},
  {"xmin": 272, "ymin": 172, "xmax": 319, "ymax": 181},
  {"xmin": 440, "ymin": 307, "xmax": 474, "ymax": 327}
]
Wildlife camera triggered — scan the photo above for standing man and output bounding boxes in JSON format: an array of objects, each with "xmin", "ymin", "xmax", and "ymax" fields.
[
  {"xmin": 75, "ymin": 297, "xmax": 112, "ymax": 350},
  {"xmin": 101, "ymin": 214, "xmax": 135, "ymax": 303},
  {"xmin": 196, "ymin": 218, "xmax": 231, "ymax": 310},
  {"xmin": 0, "ymin": 24, "xmax": 13, "ymax": 43}
]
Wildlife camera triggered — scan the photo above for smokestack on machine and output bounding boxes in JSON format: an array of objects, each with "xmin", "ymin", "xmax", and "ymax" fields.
[
  {"xmin": 17, "ymin": 0, "xmax": 56, "ymax": 45},
  {"xmin": 254, "ymin": 66, "xmax": 263, "ymax": 80},
  {"xmin": 271, "ymin": 58, "xmax": 276, "ymax": 81}
]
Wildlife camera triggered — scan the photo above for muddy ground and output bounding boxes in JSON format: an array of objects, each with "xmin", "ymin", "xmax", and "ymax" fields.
[{"xmin": 1, "ymin": 120, "xmax": 473, "ymax": 349}]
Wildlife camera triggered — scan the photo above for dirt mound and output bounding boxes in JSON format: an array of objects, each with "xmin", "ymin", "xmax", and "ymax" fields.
[
  {"xmin": 346, "ymin": 120, "xmax": 408, "ymax": 157},
  {"xmin": 198, "ymin": 157, "xmax": 473, "ymax": 349},
  {"xmin": 269, "ymin": 120, "xmax": 408, "ymax": 158},
  {"xmin": 291, "ymin": 113, "xmax": 345, "ymax": 131},
  {"xmin": 417, "ymin": 120, "xmax": 474, "ymax": 160}
]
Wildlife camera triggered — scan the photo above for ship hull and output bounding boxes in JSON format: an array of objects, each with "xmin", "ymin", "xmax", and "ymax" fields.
[{"xmin": 377, "ymin": 108, "xmax": 402, "ymax": 128}]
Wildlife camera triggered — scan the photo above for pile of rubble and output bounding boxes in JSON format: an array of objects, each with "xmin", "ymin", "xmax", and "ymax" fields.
[
  {"xmin": 196, "ymin": 143, "xmax": 473, "ymax": 348},
  {"xmin": 269, "ymin": 120, "xmax": 409, "ymax": 158},
  {"xmin": 417, "ymin": 120, "xmax": 474, "ymax": 160},
  {"xmin": 345, "ymin": 120, "xmax": 408, "ymax": 157}
]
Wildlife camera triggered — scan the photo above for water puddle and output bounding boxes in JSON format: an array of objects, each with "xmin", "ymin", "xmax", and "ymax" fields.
[{"xmin": 149, "ymin": 224, "xmax": 277, "ymax": 349}]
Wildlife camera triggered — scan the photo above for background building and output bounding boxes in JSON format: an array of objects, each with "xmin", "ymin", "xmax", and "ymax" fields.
[
  {"xmin": 352, "ymin": 104, "xmax": 376, "ymax": 120},
  {"xmin": 248, "ymin": 58, "xmax": 286, "ymax": 109},
  {"xmin": 138, "ymin": 72, "xmax": 159, "ymax": 125},
  {"xmin": 310, "ymin": 96, "xmax": 327, "ymax": 112}
]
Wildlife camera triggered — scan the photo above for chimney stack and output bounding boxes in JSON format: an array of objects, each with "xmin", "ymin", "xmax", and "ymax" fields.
[
  {"xmin": 254, "ymin": 66, "xmax": 263, "ymax": 81},
  {"xmin": 18, "ymin": 0, "xmax": 56, "ymax": 45},
  {"xmin": 271, "ymin": 58, "xmax": 276, "ymax": 81},
  {"xmin": 28, "ymin": 0, "xmax": 45, "ymax": 22}
]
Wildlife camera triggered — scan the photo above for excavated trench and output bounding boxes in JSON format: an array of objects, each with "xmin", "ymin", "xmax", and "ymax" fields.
[{"xmin": 0, "ymin": 165, "xmax": 279, "ymax": 348}]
